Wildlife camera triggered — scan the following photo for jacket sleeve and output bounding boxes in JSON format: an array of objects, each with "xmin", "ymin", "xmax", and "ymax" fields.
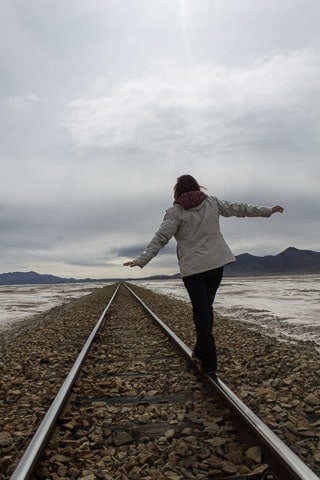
[
  {"xmin": 217, "ymin": 199, "xmax": 273, "ymax": 218},
  {"xmin": 134, "ymin": 209, "xmax": 179, "ymax": 268}
]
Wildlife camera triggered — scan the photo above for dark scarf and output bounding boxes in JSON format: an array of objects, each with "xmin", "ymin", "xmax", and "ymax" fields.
[{"xmin": 174, "ymin": 190, "xmax": 207, "ymax": 209}]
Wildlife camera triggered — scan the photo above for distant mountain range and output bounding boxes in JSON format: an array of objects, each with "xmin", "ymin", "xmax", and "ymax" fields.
[
  {"xmin": 223, "ymin": 247, "xmax": 320, "ymax": 276},
  {"xmin": 0, "ymin": 247, "xmax": 319, "ymax": 285},
  {"xmin": 0, "ymin": 271, "xmax": 83, "ymax": 285}
]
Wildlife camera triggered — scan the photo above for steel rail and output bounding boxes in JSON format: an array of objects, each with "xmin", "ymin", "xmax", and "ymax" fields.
[
  {"xmin": 125, "ymin": 283, "xmax": 319, "ymax": 480},
  {"xmin": 10, "ymin": 284, "xmax": 120, "ymax": 480}
]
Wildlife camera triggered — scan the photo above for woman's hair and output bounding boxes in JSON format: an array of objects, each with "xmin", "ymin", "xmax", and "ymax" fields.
[{"xmin": 174, "ymin": 175, "xmax": 203, "ymax": 199}]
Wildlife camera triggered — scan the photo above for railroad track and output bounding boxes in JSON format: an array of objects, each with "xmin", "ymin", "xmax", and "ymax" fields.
[{"xmin": 9, "ymin": 282, "xmax": 319, "ymax": 480}]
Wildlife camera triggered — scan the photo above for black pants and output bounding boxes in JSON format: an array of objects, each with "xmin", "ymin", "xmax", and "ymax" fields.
[{"xmin": 183, "ymin": 267, "xmax": 223, "ymax": 371}]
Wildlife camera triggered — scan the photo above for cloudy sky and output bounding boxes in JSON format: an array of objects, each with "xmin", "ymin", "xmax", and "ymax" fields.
[{"xmin": 1, "ymin": 0, "xmax": 319, "ymax": 279}]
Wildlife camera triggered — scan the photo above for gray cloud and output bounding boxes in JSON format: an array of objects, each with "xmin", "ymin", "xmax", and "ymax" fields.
[
  {"xmin": 65, "ymin": 50, "xmax": 320, "ymax": 156},
  {"xmin": 0, "ymin": 0, "xmax": 319, "ymax": 277},
  {"xmin": 114, "ymin": 242, "xmax": 176, "ymax": 259},
  {"xmin": 114, "ymin": 246, "xmax": 148, "ymax": 259}
]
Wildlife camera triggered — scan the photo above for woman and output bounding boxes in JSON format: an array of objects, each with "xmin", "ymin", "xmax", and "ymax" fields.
[{"xmin": 124, "ymin": 174, "xmax": 284, "ymax": 374}]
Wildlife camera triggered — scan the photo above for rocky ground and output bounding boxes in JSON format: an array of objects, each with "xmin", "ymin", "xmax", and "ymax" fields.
[
  {"xmin": 0, "ymin": 283, "xmax": 319, "ymax": 479},
  {"xmin": 0, "ymin": 286, "xmax": 117, "ymax": 479},
  {"xmin": 129, "ymin": 283, "xmax": 320, "ymax": 476}
]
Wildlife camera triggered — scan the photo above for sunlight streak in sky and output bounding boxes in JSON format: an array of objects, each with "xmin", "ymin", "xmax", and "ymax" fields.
[{"xmin": 178, "ymin": 0, "xmax": 192, "ymax": 66}]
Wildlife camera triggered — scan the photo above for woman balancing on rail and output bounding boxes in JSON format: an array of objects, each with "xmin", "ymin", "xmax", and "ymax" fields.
[{"xmin": 124, "ymin": 174, "xmax": 284, "ymax": 375}]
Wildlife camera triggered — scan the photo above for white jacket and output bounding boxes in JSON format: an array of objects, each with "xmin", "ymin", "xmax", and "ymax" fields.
[{"xmin": 135, "ymin": 196, "xmax": 273, "ymax": 278}]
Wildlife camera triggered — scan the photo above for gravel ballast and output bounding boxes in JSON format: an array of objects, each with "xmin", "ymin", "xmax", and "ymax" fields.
[{"xmin": 0, "ymin": 282, "xmax": 319, "ymax": 478}]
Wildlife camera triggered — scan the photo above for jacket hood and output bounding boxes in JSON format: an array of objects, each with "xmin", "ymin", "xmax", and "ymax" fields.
[{"xmin": 174, "ymin": 190, "xmax": 207, "ymax": 209}]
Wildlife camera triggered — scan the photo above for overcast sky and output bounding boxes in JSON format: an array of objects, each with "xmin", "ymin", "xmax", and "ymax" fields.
[{"xmin": 1, "ymin": 0, "xmax": 319, "ymax": 279}]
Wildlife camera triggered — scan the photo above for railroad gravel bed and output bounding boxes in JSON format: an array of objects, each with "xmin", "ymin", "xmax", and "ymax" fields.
[
  {"xmin": 0, "ymin": 282, "xmax": 319, "ymax": 479},
  {"xmin": 0, "ymin": 285, "xmax": 117, "ymax": 479},
  {"xmin": 129, "ymin": 282, "xmax": 320, "ymax": 476},
  {"xmin": 38, "ymin": 284, "xmax": 268, "ymax": 480}
]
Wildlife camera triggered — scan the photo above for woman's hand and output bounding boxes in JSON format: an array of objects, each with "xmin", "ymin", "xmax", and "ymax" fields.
[
  {"xmin": 271, "ymin": 205, "xmax": 284, "ymax": 213},
  {"xmin": 123, "ymin": 260, "xmax": 139, "ymax": 267}
]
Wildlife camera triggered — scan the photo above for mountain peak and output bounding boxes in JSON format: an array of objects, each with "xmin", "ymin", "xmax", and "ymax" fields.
[{"xmin": 225, "ymin": 247, "xmax": 320, "ymax": 276}]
